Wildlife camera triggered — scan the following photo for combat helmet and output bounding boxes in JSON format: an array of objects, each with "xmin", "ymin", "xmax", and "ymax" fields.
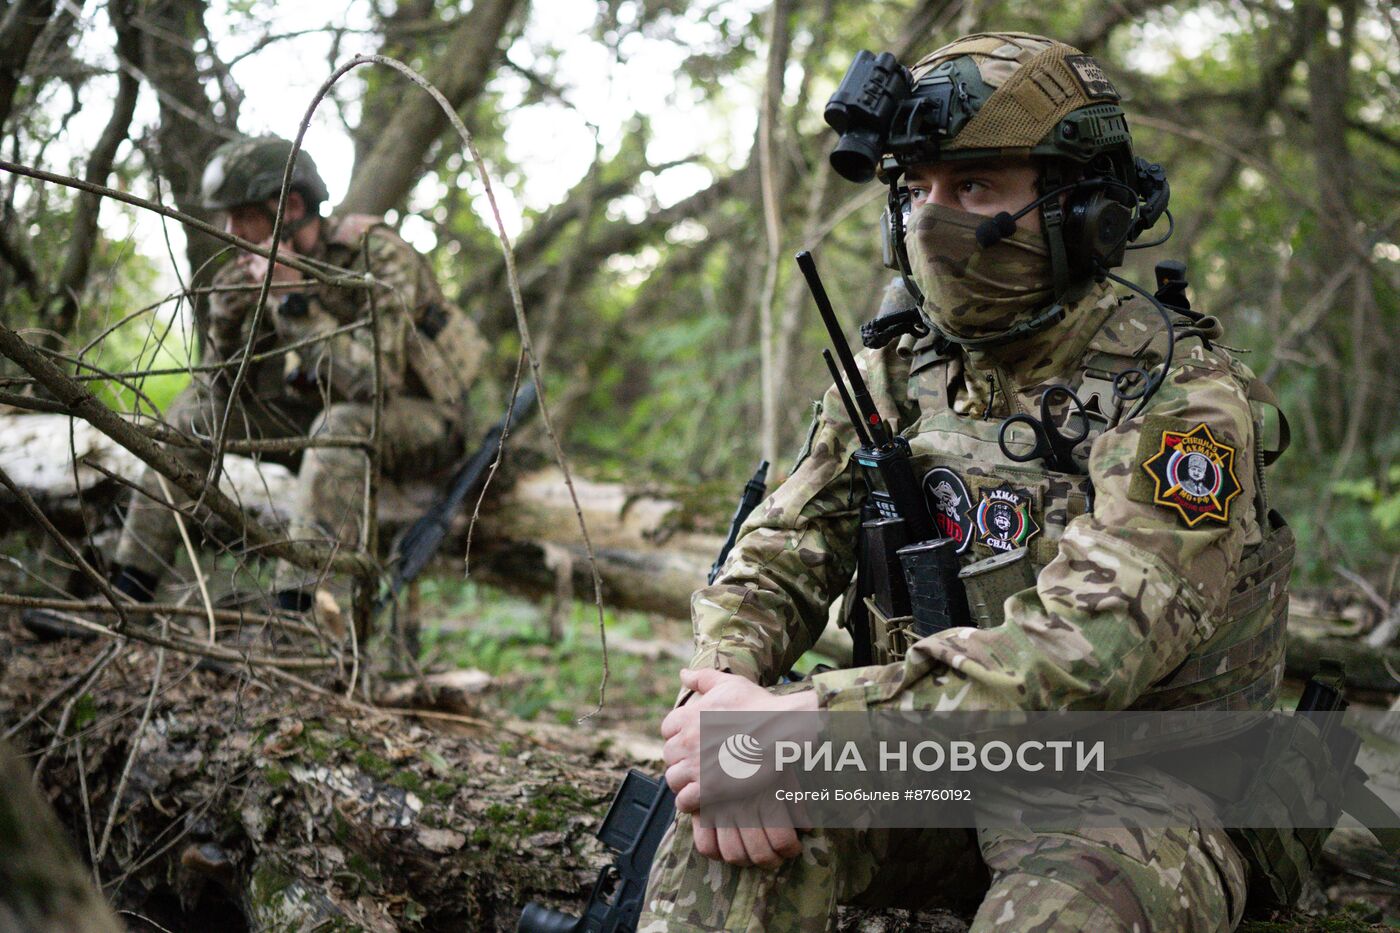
[
  {"xmin": 826, "ymin": 32, "xmax": 1169, "ymax": 328},
  {"xmin": 200, "ymin": 135, "xmax": 330, "ymax": 212}
]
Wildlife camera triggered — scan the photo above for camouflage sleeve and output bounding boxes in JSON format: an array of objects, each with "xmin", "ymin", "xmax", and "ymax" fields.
[
  {"xmin": 281, "ymin": 229, "xmax": 417, "ymax": 402},
  {"xmin": 810, "ymin": 343, "xmax": 1259, "ymax": 712},
  {"xmin": 206, "ymin": 262, "xmax": 272, "ymax": 364},
  {"xmin": 690, "ymin": 345, "xmax": 914, "ymax": 685}
]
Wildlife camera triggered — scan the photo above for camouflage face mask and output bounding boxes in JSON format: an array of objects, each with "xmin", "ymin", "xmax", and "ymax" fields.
[{"xmin": 904, "ymin": 202, "xmax": 1055, "ymax": 342}]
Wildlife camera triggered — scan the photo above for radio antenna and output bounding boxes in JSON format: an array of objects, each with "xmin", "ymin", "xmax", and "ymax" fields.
[
  {"xmin": 823, "ymin": 350, "xmax": 873, "ymax": 448},
  {"xmin": 797, "ymin": 250, "xmax": 891, "ymax": 445}
]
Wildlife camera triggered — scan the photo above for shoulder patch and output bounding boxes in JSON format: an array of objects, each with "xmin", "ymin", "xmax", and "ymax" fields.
[{"xmin": 1129, "ymin": 416, "xmax": 1242, "ymax": 526}]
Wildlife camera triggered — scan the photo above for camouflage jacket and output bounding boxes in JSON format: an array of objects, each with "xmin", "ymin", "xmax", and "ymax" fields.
[
  {"xmin": 693, "ymin": 281, "xmax": 1283, "ymax": 713},
  {"xmin": 207, "ymin": 215, "xmax": 486, "ymax": 413}
]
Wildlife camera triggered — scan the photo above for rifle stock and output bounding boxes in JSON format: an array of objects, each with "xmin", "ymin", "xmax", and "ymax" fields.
[
  {"xmin": 379, "ymin": 381, "xmax": 537, "ymax": 614},
  {"xmin": 515, "ymin": 460, "xmax": 769, "ymax": 933}
]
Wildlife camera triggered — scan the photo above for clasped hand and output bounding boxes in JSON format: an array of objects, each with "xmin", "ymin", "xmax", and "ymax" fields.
[
  {"xmin": 660, "ymin": 668, "xmax": 817, "ymax": 868},
  {"xmin": 236, "ymin": 236, "xmax": 303, "ymax": 287}
]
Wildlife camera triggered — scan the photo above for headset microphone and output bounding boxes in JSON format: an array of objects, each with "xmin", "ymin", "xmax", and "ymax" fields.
[
  {"xmin": 973, "ymin": 180, "xmax": 1109, "ymax": 248},
  {"xmin": 974, "ymin": 211, "xmax": 1020, "ymax": 247}
]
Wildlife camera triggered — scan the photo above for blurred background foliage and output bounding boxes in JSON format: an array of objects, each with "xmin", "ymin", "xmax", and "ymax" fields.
[{"xmin": 0, "ymin": 0, "xmax": 1396, "ymax": 586}]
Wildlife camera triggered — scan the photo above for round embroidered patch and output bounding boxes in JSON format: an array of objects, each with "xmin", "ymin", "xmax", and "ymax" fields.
[{"xmin": 922, "ymin": 466, "xmax": 974, "ymax": 553}]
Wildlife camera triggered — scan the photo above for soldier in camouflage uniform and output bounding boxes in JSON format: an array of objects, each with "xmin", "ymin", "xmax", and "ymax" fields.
[
  {"xmin": 643, "ymin": 33, "xmax": 1293, "ymax": 932},
  {"xmin": 111, "ymin": 136, "xmax": 487, "ymax": 609}
]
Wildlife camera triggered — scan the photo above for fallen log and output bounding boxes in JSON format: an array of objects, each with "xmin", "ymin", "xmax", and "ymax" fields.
[
  {"xmin": 0, "ymin": 413, "xmax": 722, "ymax": 619},
  {"xmin": 1285, "ymin": 633, "xmax": 1400, "ymax": 694}
]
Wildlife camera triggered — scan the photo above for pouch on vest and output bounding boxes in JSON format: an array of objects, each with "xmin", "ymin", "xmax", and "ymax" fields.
[
  {"xmin": 959, "ymin": 547, "xmax": 1036, "ymax": 628},
  {"xmin": 863, "ymin": 596, "xmax": 917, "ymax": 665},
  {"xmin": 329, "ymin": 216, "xmax": 488, "ymax": 410}
]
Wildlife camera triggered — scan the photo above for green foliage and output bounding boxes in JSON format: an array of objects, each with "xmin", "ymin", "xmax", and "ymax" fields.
[
  {"xmin": 84, "ymin": 312, "xmax": 194, "ymax": 415},
  {"xmin": 414, "ymin": 578, "xmax": 677, "ymax": 724}
]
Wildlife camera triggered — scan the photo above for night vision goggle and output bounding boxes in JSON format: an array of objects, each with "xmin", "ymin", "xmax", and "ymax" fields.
[{"xmin": 825, "ymin": 51, "xmax": 960, "ymax": 182}]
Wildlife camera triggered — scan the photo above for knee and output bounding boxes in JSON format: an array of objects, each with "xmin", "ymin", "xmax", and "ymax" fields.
[
  {"xmin": 980, "ymin": 871, "xmax": 1141, "ymax": 931},
  {"xmin": 975, "ymin": 845, "xmax": 1232, "ymax": 933},
  {"xmin": 312, "ymin": 403, "xmax": 370, "ymax": 437}
]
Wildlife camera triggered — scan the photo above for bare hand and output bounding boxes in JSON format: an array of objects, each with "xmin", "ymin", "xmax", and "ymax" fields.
[
  {"xmin": 237, "ymin": 237, "xmax": 301, "ymax": 287},
  {"xmin": 660, "ymin": 668, "xmax": 817, "ymax": 813},
  {"xmin": 692, "ymin": 799, "xmax": 803, "ymax": 868}
]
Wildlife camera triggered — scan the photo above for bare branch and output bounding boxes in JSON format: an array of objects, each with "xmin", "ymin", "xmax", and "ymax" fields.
[{"xmin": 0, "ymin": 319, "xmax": 372, "ymax": 575}]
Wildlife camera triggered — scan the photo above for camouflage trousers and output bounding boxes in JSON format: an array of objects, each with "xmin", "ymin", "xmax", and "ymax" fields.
[
  {"xmin": 640, "ymin": 811, "xmax": 1247, "ymax": 932},
  {"xmin": 114, "ymin": 375, "xmax": 460, "ymax": 590}
]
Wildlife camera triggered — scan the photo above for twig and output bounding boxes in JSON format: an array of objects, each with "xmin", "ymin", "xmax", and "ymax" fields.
[
  {"xmin": 154, "ymin": 473, "xmax": 216, "ymax": 646},
  {"xmin": 4, "ymin": 642, "xmax": 121, "ymax": 741},
  {"xmin": 344, "ymin": 53, "xmax": 615, "ymax": 717},
  {"xmin": 0, "ymin": 461, "xmax": 129, "ymax": 628},
  {"xmin": 258, "ymin": 664, "xmax": 542, "ymax": 742},
  {"xmin": 0, "ymin": 314, "xmax": 371, "ymax": 386},
  {"xmin": 95, "ymin": 618, "xmax": 166, "ymax": 866},
  {"xmin": 0, "ymin": 158, "xmax": 368, "ymax": 288},
  {"xmin": 0, "ymin": 319, "xmax": 372, "ymax": 576},
  {"xmin": 75, "ymin": 733, "xmax": 100, "ymax": 884},
  {"xmin": 18, "ymin": 608, "xmax": 337, "ymax": 671},
  {"xmin": 0, "ymin": 390, "xmax": 69, "ymax": 413},
  {"xmin": 463, "ymin": 348, "xmax": 526, "ymax": 576},
  {"xmin": 31, "ymin": 646, "xmax": 122, "ymax": 786},
  {"xmin": 348, "ymin": 234, "xmax": 384, "ymax": 700}
]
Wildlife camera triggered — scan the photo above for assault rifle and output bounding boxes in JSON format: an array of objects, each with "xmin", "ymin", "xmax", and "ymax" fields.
[
  {"xmin": 516, "ymin": 459, "xmax": 770, "ymax": 933},
  {"xmin": 795, "ymin": 250, "xmax": 968, "ymax": 639},
  {"xmin": 379, "ymin": 381, "xmax": 537, "ymax": 614}
]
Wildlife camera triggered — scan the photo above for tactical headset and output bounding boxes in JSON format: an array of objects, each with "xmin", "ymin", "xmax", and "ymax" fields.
[{"xmin": 827, "ymin": 49, "xmax": 1171, "ymax": 349}]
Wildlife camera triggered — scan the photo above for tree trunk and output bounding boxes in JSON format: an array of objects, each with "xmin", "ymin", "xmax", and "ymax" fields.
[
  {"xmin": 340, "ymin": 0, "xmax": 526, "ymax": 216},
  {"xmin": 39, "ymin": 0, "xmax": 140, "ymax": 347},
  {"xmin": 0, "ymin": 737, "xmax": 123, "ymax": 933},
  {"xmin": 0, "ymin": 0, "xmax": 57, "ymax": 133},
  {"xmin": 138, "ymin": 0, "xmax": 239, "ymax": 343}
]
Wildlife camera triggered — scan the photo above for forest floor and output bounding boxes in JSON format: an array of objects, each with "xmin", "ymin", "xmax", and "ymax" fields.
[{"xmin": 0, "ymin": 561, "xmax": 1395, "ymax": 931}]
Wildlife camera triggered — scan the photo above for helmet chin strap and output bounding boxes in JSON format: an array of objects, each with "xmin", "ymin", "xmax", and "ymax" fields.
[
  {"xmin": 886, "ymin": 176, "xmax": 928, "ymax": 314},
  {"xmin": 255, "ymin": 200, "xmax": 320, "ymax": 243}
]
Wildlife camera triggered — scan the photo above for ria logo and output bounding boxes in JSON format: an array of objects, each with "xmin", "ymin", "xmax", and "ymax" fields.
[{"xmin": 717, "ymin": 733, "xmax": 764, "ymax": 780}]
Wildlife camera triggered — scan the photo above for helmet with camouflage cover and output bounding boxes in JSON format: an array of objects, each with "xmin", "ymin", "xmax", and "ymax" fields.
[
  {"xmin": 200, "ymin": 135, "xmax": 330, "ymax": 212},
  {"xmin": 903, "ymin": 33, "xmax": 1164, "ymax": 300},
  {"xmin": 901, "ymin": 33, "xmax": 1134, "ymax": 177},
  {"xmin": 826, "ymin": 32, "xmax": 1168, "ymax": 343}
]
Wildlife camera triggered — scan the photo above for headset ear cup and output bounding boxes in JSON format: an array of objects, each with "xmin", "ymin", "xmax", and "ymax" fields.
[
  {"xmin": 1061, "ymin": 191, "xmax": 1096, "ymax": 280},
  {"xmin": 1063, "ymin": 190, "xmax": 1134, "ymax": 275}
]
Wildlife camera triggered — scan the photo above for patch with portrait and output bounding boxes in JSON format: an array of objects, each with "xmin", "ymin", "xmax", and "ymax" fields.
[
  {"xmin": 922, "ymin": 466, "xmax": 974, "ymax": 553},
  {"xmin": 1134, "ymin": 420, "xmax": 1242, "ymax": 526},
  {"xmin": 967, "ymin": 482, "xmax": 1040, "ymax": 552}
]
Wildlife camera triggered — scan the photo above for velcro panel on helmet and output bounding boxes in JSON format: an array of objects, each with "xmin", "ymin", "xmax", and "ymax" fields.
[
  {"xmin": 1011, "ymin": 66, "xmax": 1077, "ymax": 120},
  {"xmin": 949, "ymin": 44, "xmax": 1105, "ymax": 152}
]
